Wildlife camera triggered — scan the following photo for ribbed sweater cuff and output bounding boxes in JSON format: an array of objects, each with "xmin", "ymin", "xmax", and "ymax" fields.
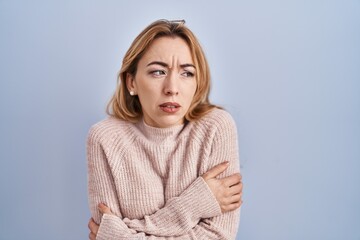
[
  {"xmin": 96, "ymin": 214, "xmax": 136, "ymax": 240},
  {"xmin": 181, "ymin": 177, "xmax": 222, "ymax": 219}
]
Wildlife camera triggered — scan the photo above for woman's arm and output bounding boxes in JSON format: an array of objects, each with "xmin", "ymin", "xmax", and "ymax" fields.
[
  {"xmin": 90, "ymin": 156, "xmax": 240, "ymax": 240},
  {"xmin": 88, "ymin": 111, "xmax": 241, "ymax": 239},
  {"xmin": 120, "ymin": 164, "xmax": 242, "ymax": 236},
  {"xmin": 87, "ymin": 127, "xmax": 239, "ymax": 238},
  {"xmin": 120, "ymin": 111, "xmax": 242, "ymax": 239},
  {"xmin": 91, "ymin": 198, "xmax": 240, "ymax": 240},
  {"xmin": 88, "ymin": 142, "xmax": 238, "ymax": 238},
  {"xmin": 87, "ymin": 129, "xmax": 136, "ymax": 235}
]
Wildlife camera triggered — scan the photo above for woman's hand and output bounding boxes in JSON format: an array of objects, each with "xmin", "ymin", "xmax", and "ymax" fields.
[
  {"xmin": 202, "ymin": 162, "xmax": 243, "ymax": 213},
  {"xmin": 88, "ymin": 203, "xmax": 114, "ymax": 240}
]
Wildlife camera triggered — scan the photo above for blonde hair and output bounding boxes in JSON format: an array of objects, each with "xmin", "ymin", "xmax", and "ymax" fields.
[{"xmin": 107, "ymin": 19, "xmax": 219, "ymax": 122}]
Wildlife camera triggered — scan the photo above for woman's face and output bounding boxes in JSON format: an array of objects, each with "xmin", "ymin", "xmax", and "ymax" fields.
[{"xmin": 127, "ymin": 36, "xmax": 197, "ymax": 128}]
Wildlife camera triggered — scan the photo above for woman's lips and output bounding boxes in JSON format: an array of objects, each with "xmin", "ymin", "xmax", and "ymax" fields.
[{"xmin": 159, "ymin": 102, "xmax": 181, "ymax": 113}]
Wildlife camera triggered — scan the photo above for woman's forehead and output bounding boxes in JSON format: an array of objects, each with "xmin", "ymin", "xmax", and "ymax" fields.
[{"xmin": 139, "ymin": 37, "xmax": 194, "ymax": 67}]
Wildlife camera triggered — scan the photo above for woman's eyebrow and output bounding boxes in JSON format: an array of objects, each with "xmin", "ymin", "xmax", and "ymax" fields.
[
  {"xmin": 180, "ymin": 63, "xmax": 196, "ymax": 69},
  {"xmin": 146, "ymin": 61, "xmax": 196, "ymax": 69},
  {"xmin": 147, "ymin": 61, "xmax": 168, "ymax": 68}
]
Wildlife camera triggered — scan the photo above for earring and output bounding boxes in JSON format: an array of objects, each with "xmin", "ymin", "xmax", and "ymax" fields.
[{"xmin": 130, "ymin": 91, "xmax": 135, "ymax": 96}]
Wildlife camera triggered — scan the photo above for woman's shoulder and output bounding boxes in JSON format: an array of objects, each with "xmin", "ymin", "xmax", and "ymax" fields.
[
  {"xmin": 196, "ymin": 108, "xmax": 237, "ymax": 130},
  {"xmin": 87, "ymin": 116, "xmax": 132, "ymax": 144},
  {"xmin": 188, "ymin": 108, "xmax": 237, "ymax": 142}
]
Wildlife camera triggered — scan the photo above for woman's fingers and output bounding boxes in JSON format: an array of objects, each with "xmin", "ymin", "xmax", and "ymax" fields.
[
  {"xmin": 98, "ymin": 203, "xmax": 113, "ymax": 215},
  {"xmin": 229, "ymin": 192, "xmax": 242, "ymax": 204},
  {"xmin": 223, "ymin": 173, "xmax": 242, "ymax": 187},
  {"xmin": 88, "ymin": 218, "xmax": 99, "ymax": 235},
  {"xmin": 228, "ymin": 182, "xmax": 243, "ymax": 196},
  {"xmin": 202, "ymin": 163, "xmax": 243, "ymax": 213},
  {"xmin": 89, "ymin": 232, "xmax": 96, "ymax": 240},
  {"xmin": 221, "ymin": 193, "xmax": 243, "ymax": 211},
  {"xmin": 221, "ymin": 200, "xmax": 243, "ymax": 212},
  {"xmin": 202, "ymin": 162, "xmax": 229, "ymax": 180},
  {"xmin": 89, "ymin": 204, "xmax": 114, "ymax": 240}
]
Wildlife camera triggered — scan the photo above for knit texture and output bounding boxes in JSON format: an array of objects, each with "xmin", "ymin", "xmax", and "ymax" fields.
[{"xmin": 87, "ymin": 108, "xmax": 241, "ymax": 239}]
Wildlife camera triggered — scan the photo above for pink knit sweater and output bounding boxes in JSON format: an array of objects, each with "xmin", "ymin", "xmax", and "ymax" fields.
[{"xmin": 87, "ymin": 108, "xmax": 240, "ymax": 239}]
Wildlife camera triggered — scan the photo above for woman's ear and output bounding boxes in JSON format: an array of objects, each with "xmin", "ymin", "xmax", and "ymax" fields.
[{"xmin": 126, "ymin": 73, "xmax": 137, "ymax": 94}]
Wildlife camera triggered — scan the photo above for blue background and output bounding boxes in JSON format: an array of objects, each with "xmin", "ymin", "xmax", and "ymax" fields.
[{"xmin": 0, "ymin": 1, "xmax": 359, "ymax": 239}]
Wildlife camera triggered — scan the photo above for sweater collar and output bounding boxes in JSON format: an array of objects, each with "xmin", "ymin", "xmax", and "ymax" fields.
[{"xmin": 136, "ymin": 118, "xmax": 186, "ymax": 143}]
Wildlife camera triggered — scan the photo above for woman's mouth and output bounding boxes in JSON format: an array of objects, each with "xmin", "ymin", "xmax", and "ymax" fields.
[{"xmin": 159, "ymin": 102, "xmax": 181, "ymax": 113}]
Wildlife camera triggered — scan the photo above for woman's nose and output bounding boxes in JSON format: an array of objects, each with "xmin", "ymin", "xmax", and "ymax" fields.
[
  {"xmin": 164, "ymin": 88, "xmax": 178, "ymax": 96},
  {"xmin": 163, "ymin": 72, "xmax": 179, "ymax": 96}
]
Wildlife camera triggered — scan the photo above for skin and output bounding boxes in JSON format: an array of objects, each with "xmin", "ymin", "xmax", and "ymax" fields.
[
  {"xmin": 88, "ymin": 37, "xmax": 243, "ymax": 238},
  {"xmin": 126, "ymin": 36, "xmax": 197, "ymax": 128}
]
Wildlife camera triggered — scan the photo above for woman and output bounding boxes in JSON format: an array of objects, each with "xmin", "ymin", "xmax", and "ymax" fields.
[{"xmin": 87, "ymin": 19, "xmax": 243, "ymax": 239}]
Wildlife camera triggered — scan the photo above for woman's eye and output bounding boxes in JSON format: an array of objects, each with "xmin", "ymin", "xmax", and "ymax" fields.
[
  {"xmin": 150, "ymin": 70, "xmax": 166, "ymax": 76},
  {"xmin": 182, "ymin": 71, "xmax": 195, "ymax": 77}
]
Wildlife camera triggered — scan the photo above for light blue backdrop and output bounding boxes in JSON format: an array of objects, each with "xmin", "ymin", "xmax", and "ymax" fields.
[{"xmin": 0, "ymin": 1, "xmax": 359, "ymax": 239}]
